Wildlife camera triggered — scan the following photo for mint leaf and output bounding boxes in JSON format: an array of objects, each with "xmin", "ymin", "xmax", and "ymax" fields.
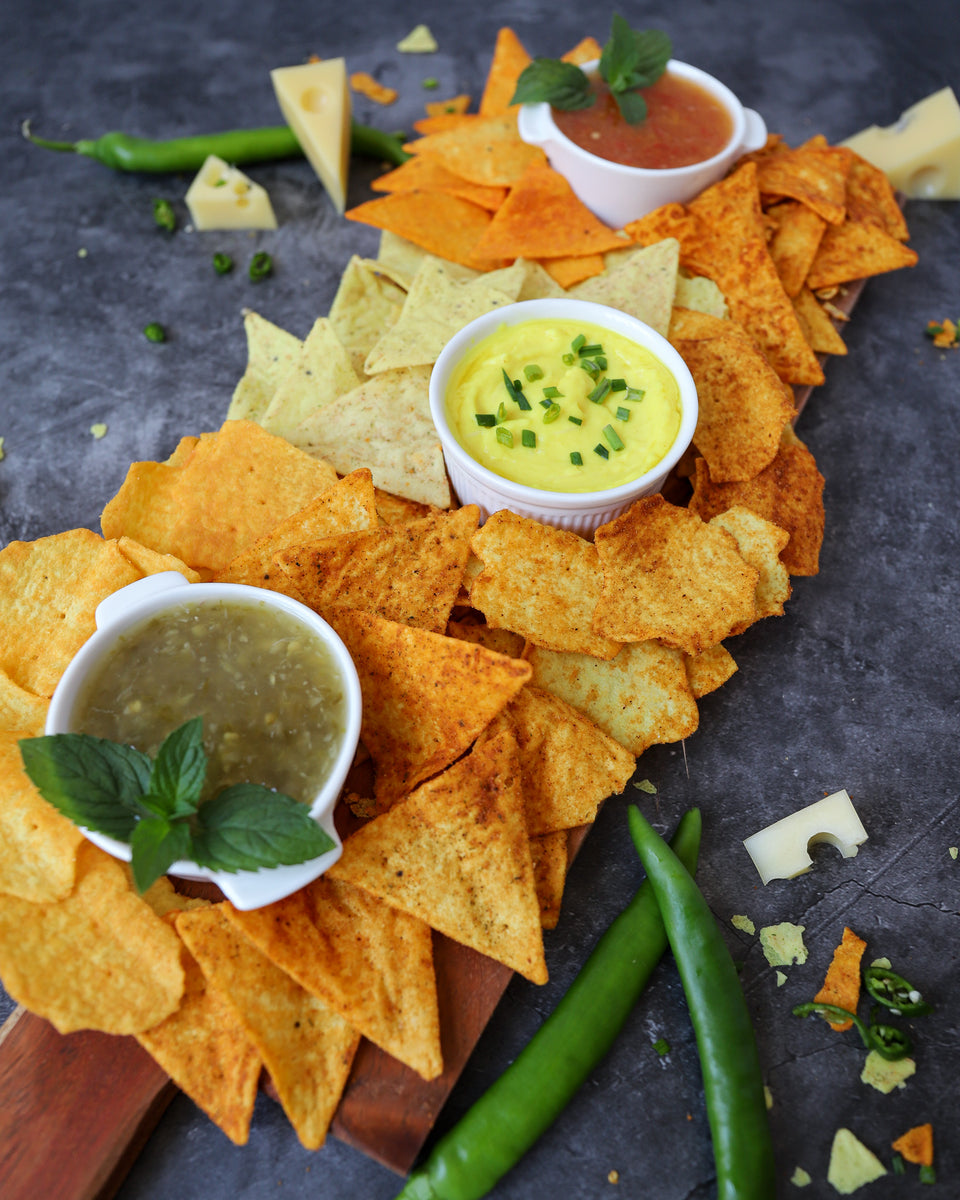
[
  {"xmin": 130, "ymin": 815, "xmax": 192, "ymax": 892},
  {"xmin": 510, "ymin": 59, "xmax": 594, "ymax": 112},
  {"xmin": 148, "ymin": 717, "xmax": 206, "ymax": 818},
  {"xmin": 613, "ymin": 88, "xmax": 648, "ymax": 127},
  {"xmin": 600, "ymin": 17, "xmax": 671, "ymax": 95},
  {"xmin": 192, "ymin": 783, "xmax": 336, "ymax": 874},
  {"xmin": 19, "ymin": 733, "xmax": 151, "ymax": 840}
]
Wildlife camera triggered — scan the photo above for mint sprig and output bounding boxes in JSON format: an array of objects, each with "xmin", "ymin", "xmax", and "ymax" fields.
[
  {"xmin": 510, "ymin": 15, "xmax": 672, "ymax": 126},
  {"xmin": 19, "ymin": 718, "xmax": 336, "ymax": 893}
]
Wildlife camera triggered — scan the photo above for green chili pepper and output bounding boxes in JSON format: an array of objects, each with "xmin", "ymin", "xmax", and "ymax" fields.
[
  {"xmin": 393, "ymin": 809, "xmax": 703, "ymax": 1200},
  {"xmin": 22, "ymin": 118, "xmax": 410, "ymax": 171},
  {"xmin": 152, "ymin": 197, "xmax": 176, "ymax": 232},
  {"xmin": 143, "ymin": 322, "xmax": 166, "ymax": 343},
  {"xmin": 628, "ymin": 806, "xmax": 776, "ymax": 1200},
  {"xmin": 791, "ymin": 1001, "xmax": 913, "ymax": 1061},
  {"xmin": 863, "ymin": 965, "xmax": 932, "ymax": 1016},
  {"xmin": 212, "ymin": 252, "xmax": 234, "ymax": 275},
  {"xmin": 248, "ymin": 251, "xmax": 272, "ymax": 282}
]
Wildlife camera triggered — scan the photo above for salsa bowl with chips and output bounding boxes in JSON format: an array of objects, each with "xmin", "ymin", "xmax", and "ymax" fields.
[
  {"xmin": 517, "ymin": 60, "xmax": 767, "ymax": 229},
  {"xmin": 430, "ymin": 298, "xmax": 698, "ymax": 535},
  {"xmin": 44, "ymin": 571, "xmax": 362, "ymax": 909}
]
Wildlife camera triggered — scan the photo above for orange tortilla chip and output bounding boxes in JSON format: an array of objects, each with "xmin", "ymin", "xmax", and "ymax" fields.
[
  {"xmin": 593, "ymin": 496, "xmax": 760, "ymax": 655},
  {"xmin": 689, "ymin": 425, "xmax": 825, "ymax": 576},
  {"xmin": 791, "ymin": 286, "xmax": 848, "ymax": 356},
  {"xmin": 684, "ymin": 643, "xmax": 737, "ymax": 698},
  {"xmin": 756, "ymin": 137, "xmax": 851, "ymax": 224},
  {"xmin": 425, "ymin": 93, "xmax": 472, "ymax": 119},
  {"xmin": 562, "ymin": 37, "xmax": 603, "ymax": 65},
  {"xmin": 413, "ymin": 112, "xmax": 478, "ymax": 136},
  {"xmin": 844, "ymin": 153, "xmax": 909, "ymax": 240},
  {"xmin": 346, "ymin": 189, "xmax": 504, "ymax": 271},
  {"xmin": 540, "ymin": 253, "xmax": 606, "ymax": 288},
  {"xmin": 806, "ymin": 220, "xmax": 918, "ymax": 289},
  {"xmin": 767, "ymin": 201, "xmax": 828, "ymax": 297},
  {"xmin": 891, "ymin": 1124, "xmax": 934, "ymax": 1168},
  {"xmin": 813, "ymin": 926, "xmax": 867, "ymax": 1031},
  {"xmin": 349, "ymin": 71, "xmax": 397, "ymax": 105},
  {"xmin": 371, "ymin": 155, "xmax": 507, "ymax": 211},
  {"xmin": 324, "ymin": 607, "xmax": 532, "ymax": 806},
  {"xmin": 530, "ymin": 830, "xmax": 568, "ymax": 929},
  {"xmin": 473, "ymin": 161, "xmax": 625, "ymax": 261},
  {"xmin": 479, "ymin": 27, "xmax": 532, "ymax": 116},
  {"xmin": 329, "ymin": 723, "xmax": 547, "ymax": 984},
  {"xmin": 405, "ymin": 113, "xmax": 546, "ymax": 189}
]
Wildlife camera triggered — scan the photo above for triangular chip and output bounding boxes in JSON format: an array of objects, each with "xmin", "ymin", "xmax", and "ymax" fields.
[
  {"xmin": 404, "ymin": 113, "xmax": 546, "ymax": 189},
  {"xmin": 225, "ymin": 874, "xmax": 442, "ymax": 1080},
  {"xmin": 805, "ymin": 220, "xmax": 918, "ymax": 289},
  {"xmin": 844, "ymin": 153, "xmax": 909, "ymax": 240},
  {"xmin": 593, "ymin": 496, "xmax": 760, "ymax": 654},
  {"xmin": 767, "ymin": 201, "xmax": 828, "ymax": 297},
  {"xmin": 479, "ymin": 27, "xmax": 532, "ymax": 116},
  {"xmin": 524, "ymin": 639, "xmax": 699, "ymax": 756},
  {"xmin": 294, "ymin": 366, "xmax": 451, "ymax": 509},
  {"xmin": 470, "ymin": 511, "xmax": 621, "ymax": 658},
  {"xmin": 226, "ymin": 310, "xmax": 303, "ymax": 423},
  {"xmin": 259, "ymin": 317, "xmax": 359, "ymax": 444},
  {"xmin": 115, "ymin": 537, "xmax": 202, "ymax": 584},
  {"xmin": 562, "ymin": 37, "xmax": 603, "ymax": 65},
  {"xmin": 684, "ymin": 643, "xmax": 738, "ymax": 698},
  {"xmin": 688, "ymin": 425, "xmax": 825, "ymax": 576},
  {"xmin": 371, "ymin": 155, "xmax": 507, "ymax": 211},
  {"xmin": 756, "ymin": 137, "xmax": 851, "ymax": 224},
  {"xmin": 323, "ymin": 607, "xmax": 531, "ymax": 805},
  {"xmin": 346, "ymin": 189, "xmax": 504, "ymax": 271},
  {"xmin": 175, "ymin": 905, "xmax": 361, "ymax": 1149},
  {"xmin": 791, "ymin": 286, "xmax": 848, "ymax": 356},
  {"xmin": 0, "ymin": 674, "xmax": 48, "ymax": 737},
  {"xmin": 709, "ymin": 506, "xmax": 792, "ymax": 633},
  {"xmin": 274, "ymin": 506, "xmax": 479, "ymax": 634},
  {"xmin": 539, "ymin": 253, "xmax": 606, "ymax": 288},
  {"xmin": 530, "ymin": 830, "xmax": 569, "ymax": 929},
  {"xmin": 328, "ymin": 256, "xmax": 408, "ymax": 376},
  {"xmin": 570, "ymin": 238, "xmax": 679, "ymax": 336},
  {"xmin": 329, "ymin": 724, "xmax": 547, "ymax": 983}
]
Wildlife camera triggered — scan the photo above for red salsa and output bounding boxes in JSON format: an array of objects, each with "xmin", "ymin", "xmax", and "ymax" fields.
[{"xmin": 553, "ymin": 71, "xmax": 734, "ymax": 169}]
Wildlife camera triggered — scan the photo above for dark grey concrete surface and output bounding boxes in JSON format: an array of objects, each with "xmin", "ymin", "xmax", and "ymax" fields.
[{"xmin": 2, "ymin": 1, "xmax": 958, "ymax": 1197}]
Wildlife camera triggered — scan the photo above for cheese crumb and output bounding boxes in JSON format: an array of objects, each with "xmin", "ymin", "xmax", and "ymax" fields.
[
  {"xmin": 950, "ymin": 846, "xmax": 958, "ymax": 860},
  {"xmin": 764, "ymin": 1085, "xmax": 773, "ymax": 1110},
  {"xmin": 827, "ymin": 1128, "xmax": 887, "ymax": 1194},
  {"xmin": 0, "ymin": 436, "xmax": 5, "ymax": 461},
  {"xmin": 860, "ymin": 1049, "xmax": 916, "ymax": 1093},
  {"xmin": 397, "ymin": 24, "xmax": 438, "ymax": 53},
  {"xmin": 90, "ymin": 423, "xmax": 108, "ymax": 440},
  {"xmin": 77, "ymin": 247, "xmax": 88, "ymax": 258},
  {"xmin": 759, "ymin": 922, "xmax": 808, "ymax": 967},
  {"xmin": 790, "ymin": 1166, "xmax": 812, "ymax": 1187},
  {"xmin": 731, "ymin": 914, "xmax": 756, "ymax": 935},
  {"xmin": 776, "ymin": 970, "xmax": 788, "ymax": 987}
]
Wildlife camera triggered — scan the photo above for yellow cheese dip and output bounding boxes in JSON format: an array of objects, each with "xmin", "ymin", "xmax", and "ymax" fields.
[{"xmin": 444, "ymin": 317, "xmax": 682, "ymax": 493}]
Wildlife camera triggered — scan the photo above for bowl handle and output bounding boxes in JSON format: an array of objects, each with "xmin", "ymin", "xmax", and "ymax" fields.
[
  {"xmin": 516, "ymin": 102, "xmax": 554, "ymax": 149},
  {"xmin": 94, "ymin": 570, "xmax": 190, "ymax": 631},
  {"xmin": 741, "ymin": 107, "xmax": 768, "ymax": 154}
]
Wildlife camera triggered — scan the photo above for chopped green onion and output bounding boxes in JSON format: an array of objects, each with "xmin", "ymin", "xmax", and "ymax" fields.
[
  {"xmin": 212, "ymin": 252, "xmax": 234, "ymax": 275},
  {"xmin": 603, "ymin": 424, "xmax": 625, "ymax": 451},
  {"xmin": 562, "ymin": 352, "xmax": 575, "ymax": 365},
  {"xmin": 543, "ymin": 403, "xmax": 561, "ymax": 423},
  {"xmin": 521, "ymin": 429, "xmax": 537, "ymax": 448},
  {"xmin": 616, "ymin": 406, "xmax": 630, "ymax": 422},
  {"xmin": 502, "ymin": 369, "xmax": 531, "ymax": 410},
  {"xmin": 249, "ymin": 251, "xmax": 273, "ymax": 281},
  {"xmin": 422, "ymin": 78, "xmax": 439, "ymax": 89},
  {"xmin": 143, "ymin": 322, "xmax": 166, "ymax": 343},
  {"xmin": 570, "ymin": 451, "xmax": 583, "ymax": 466},
  {"xmin": 542, "ymin": 386, "xmax": 562, "ymax": 399},
  {"xmin": 497, "ymin": 401, "xmax": 507, "ymax": 423},
  {"xmin": 496, "ymin": 426, "xmax": 514, "ymax": 448},
  {"xmin": 579, "ymin": 358, "xmax": 602, "ymax": 379},
  {"xmin": 523, "ymin": 364, "xmax": 544, "ymax": 381},
  {"xmin": 539, "ymin": 398, "xmax": 553, "ymax": 409},
  {"xmin": 652, "ymin": 1038, "xmax": 671, "ymax": 1056},
  {"xmin": 571, "ymin": 333, "xmax": 586, "ymax": 352},
  {"xmin": 578, "ymin": 342, "xmax": 603, "ymax": 357},
  {"xmin": 892, "ymin": 1156, "xmax": 905, "ymax": 1176},
  {"xmin": 919, "ymin": 1166, "xmax": 936, "ymax": 1184},
  {"xmin": 595, "ymin": 355, "xmax": 608, "ymax": 370},
  {"xmin": 568, "ymin": 415, "xmax": 582, "ymax": 425},
  {"xmin": 594, "ymin": 444, "xmax": 609, "ymax": 459},
  {"xmin": 588, "ymin": 378, "xmax": 612, "ymax": 403},
  {"xmin": 475, "ymin": 413, "xmax": 497, "ymax": 427},
  {"xmin": 152, "ymin": 198, "xmax": 176, "ymax": 232},
  {"xmin": 610, "ymin": 378, "xmax": 627, "ymax": 391},
  {"xmin": 626, "ymin": 386, "xmax": 645, "ymax": 402}
]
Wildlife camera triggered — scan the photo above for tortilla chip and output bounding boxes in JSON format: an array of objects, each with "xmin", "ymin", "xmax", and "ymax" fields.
[
  {"xmin": 0, "ymin": 841, "xmax": 184, "ymax": 1034},
  {"xmin": 672, "ymin": 320, "xmax": 797, "ymax": 483},
  {"xmin": 0, "ymin": 730, "xmax": 83, "ymax": 901},
  {"xmin": 372, "ymin": 155, "xmax": 507, "ymax": 211},
  {"xmin": 176, "ymin": 905, "xmax": 360, "ymax": 1149},
  {"xmin": 844, "ymin": 153, "xmax": 909, "ymax": 240},
  {"xmin": 364, "ymin": 257, "xmax": 518, "ymax": 374},
  {"xmin": 503, "ymin": 685, "xmax": 635, "ymax": 835},
  {"xmin": 329, "ymin": 723, "xmax": 547, "ymax": 984},
  {"xmin": 164, "ymin": 435, "xmax": 199, "ymax": 468},
  {"xmin": 472, "ymin": 161, "xmax": 625, "ymax": 261},
  {"xmin": 562, "ymin": 36, "xmax": 603, "ymax": 65},
  {"xmin": 479, "ymin": 27, "xmax": 532, "ymax": 116},
  {"xmin": 327, "ymin": 253, "xmax": 409, "ymax": 374},
  {"xmin": 346, "ymin": 189, "xmax": 504, "ymax": 272},
  {"xmin": 805, "ymin": 220, "xmax": 918, "ymax": 289},
  {"xmin": 226, "ymin": 310, "xmax": 303, "ymax": 423},
  {"xmin": 791, "ymin": 286, "xmax": 848, "ymax": 355},
  {"xmin": 756, "ymin": 137, "xmax": 851, "ymax": 224},
  {"xmin": 274, "ymin": 506, "xmax": 479, "ymax": 634},
  {"xmin": 593, "ymin": 496, "xmax": 760, "ymax": 655},
  {"xmin": 514, "ymin": 258, "xmax": 567, "ymax": 299},
  {"xmin": 524, "ymin": 639, "xmax": 699, "ymax": 757},
  {"xmin": 688, "ymin": 425, "xmax": 825, "ymax": 576},
  {"xmin": 260, "ymin": 318, "xmax": 360, "ymax": 445},
  {"xmin": 684, "ymin": 643, "xmax": 738, "ymax": 698},
  {"xmin": 470, "ymin": 511, "xmax": 621, "ymax": 658},
  {"xmin": 540, "ymin": 253, "xmax": 607, "ymax": 288},
  {"xmin": 115, "ymin": 537, "xmax": 202, "ymax": 584},
  {"xmin": 294, "ymin": 366, "xmax": 451, "ymax": 509},
  {"xmin": 674, "ymin": 272, "xmax": 729, "ymax": 318},
  {"xmin": 214, "ymin": 469, "xmax": 379, "ymax": 592},
  {"xmin": 767, "ymin": 201, "xmax": 828, "ymax": 297},
  {"xmin": 425, "ymin": 94, "xmax": 472, "ymax": 120},
  {"xmin": 349, "ymin": 71, "xmax": 397, "ymax": 106},
  {"xmin": 412, "ymin": 112, "xmax": 479, "ymax": 136},
  {"xmin": 813, "ymin": 926, "xmax": 867, "ymax": 1032},
  {"xmin": 324, "ymin": 607, "xmax": 531, "ymax": 806},
  {"xmin": 0, "ymin": 673, "xmax": 48, "ymax": 737},
  {"xmin": 0, "ymin": 528, "xmax": 141, "ymax": 696},
  {"xmin": 530, "ymin": 830, "xmax": 568, "ymax": 928},
  {"xmin": 709, "ymin": 506, "xmax": 792, "ymax": 632},
  {"xmin": 405, "ymin": 113, "xmax": 546, "ymax": 189},
  {"xmin": 570, "ymin": 238, "xmax": 679, "ymax": 337},
  {"xmin": 136, "ymin": 950, "xmax": 261, "ymax": 1145},
  {"xmin": 375, "ymin": 488, "xmax": 440, "ymax": 525},
  {"xmin": 225, "ymin": 875, "xmax": 442, "ymax": 1080},
  {"xmin": 625, "ymin": 202, "xmax": 722, "ymax": 280},
  {"xmin": 101, "ymin": 421, "xmax": 339, "ymax": 573},
  {"xmin": 446, "ymin": 618, "xmax": 525, "ymax": 659},
  {"xmin": 891, "ymin": 1124, "xmax": 934, "ymax": 1168}
]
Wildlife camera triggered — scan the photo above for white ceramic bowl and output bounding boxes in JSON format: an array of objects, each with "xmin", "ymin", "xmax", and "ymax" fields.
[
  {"xmin": 429, "ymin": 298, "xmax": 698, "ymax": 537},
  {"xmin": 517, "ymin": 59, "xmax": 768, "ymax": 229},
  {"xmin": 44, "ymin": 571, "xmax": 362, "ymax": 910}
]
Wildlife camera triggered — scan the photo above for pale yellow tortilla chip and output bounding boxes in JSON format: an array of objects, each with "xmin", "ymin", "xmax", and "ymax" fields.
[
  {"xmin": 524, "ymin": 639, "xmax": 699, "ymax": 757},
  {"xmin": 176, "ymin": 905, "xmax": 361, "ymax": 1150},
  {"xmin": 260, "ymin": 318, "xmax": 360, "ymax": 445},
  {"xmin": 0, "ymin": 730, "xmax": 83, "ymax": 901},
  {"xmin": 709, "ymin": 506, "xmax": 792, "ymax": 633},
  {"xmin": 225, "ymin": 875, "xmax": 443, "ymax": 1080},
  {"xmin": 329, "ymin": 723, "xmax": 547, "ymax": 984},
  {"xmin": 0, "ymin": 842, "xmax": 184, "ymax": 1034},
  {"xmin": 0, "ymin": 672, "xmax": 48, "ymax": 736},
  {"xmin": 295, "ymin": 366, "xmax": 451, "ymax": 509},
  {"xmin": 470, "ymin": 511, "xmax": 621, "ymax": 659},
  {"xmin": 674, "ymin": 272, "xmax": 728, "ymax": 318},
  {"xmin": 377, "ymin": 231, "xmax": 479, "ymax": 287},
  {"xmin": 328, "ymin": 255, "xmax": 408, "ymax": 376},
  {"xmin": 114, "ymin": 537, "xmax": 202, "ymax": 583},
  {"xmin": 570, "ymin": 239, "xmax": 680, "ymax": 337},
  {"xmin": 226, "ymin": 310, "xmax": 303, "ymax": 422}
]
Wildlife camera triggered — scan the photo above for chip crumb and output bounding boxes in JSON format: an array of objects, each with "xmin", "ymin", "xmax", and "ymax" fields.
[
  {"xmin": 633, "ymin": 779, "xmax": 657, "ymax": 794},
  {"xmin": 90, "ymin": 423, "xmax": 108, "ymax": 440},
  {"xmin": 607, "ymin": 1169, "xmax": 619, "ymax": 1184},
  {"xmin": 349, "ymin": 72, "xmax": 398, "ymax": 106},
  {"xmin": 925, "ymin": 317, "xmax": 959, "ymax": 348},
  {"xmin": 891, "ymin": 1123, "xmax": 934, "ymax": 1168},
  {"xmin": 0, "ymin": 436, "xmax": 4, "ymax": 461},
  {"xmin": 731, "ymin": 914, "xmax": 756, "ymax": 935},
  {"xmin": 77, "ymin": 246, "xmax": 88, "ymax": 258},
  {"xmin": 652, "ymin": 1037, "xmax": 670, "ymax": 1057},
  {"xmin": 790, "ymin": 1166, "xmax": 812, "ymax": 1187},
  {"xmin": 949, "ymin": 846, "xmax": 958, "ymax": 860},
  {"xmin": 759, "ymin": 922, "xmax": 808, "ymax": 967},
  {"xmin": 776, "ymin": 970, "xmax": 788, "ymax": 987},
  {"xmin": 870, "ymin": 956, "xmax": 891, "ymax": 970},
  {"xmin": 397, "ymin": 23, "xmax": 438, "ymax": 53},
  {"xmin": 827, "ymin": 1128, "xmax": 887, "ymax": 1194},
  {"xmin": 764, "ymin": 1085, "xmax": 773, "ymax": 1110}
]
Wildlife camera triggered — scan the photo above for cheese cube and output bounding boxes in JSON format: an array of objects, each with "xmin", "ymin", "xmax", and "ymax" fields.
[
  {"xmin": 742, "ymin": 789, "xmax": 868, "ymax": 885},
  {"xmin": 842, "ymin": 87, "xmax": 960, "ymax": 199},
  {"xmin": 184, "ymin": 155, "xmax": 277, "ymax": 230},
  {"xmin": 271, "ymin": 59, "xmax": 351, "ymax": 214}
]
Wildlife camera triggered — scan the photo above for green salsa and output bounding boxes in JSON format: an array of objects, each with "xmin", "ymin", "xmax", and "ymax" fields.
[{"xmin": 74, "ymin": 598, "xmax": 347, "ymax": 804}]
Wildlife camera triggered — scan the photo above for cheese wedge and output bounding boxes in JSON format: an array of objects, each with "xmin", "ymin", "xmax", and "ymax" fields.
[
  {"xmin": 184, "ymin": 155, "xmax": 277, "ymax": 230},
  {"xmin": 742, "ymin": 789, "xmax": 868, "ymax": 884},
  {"xmin": 842, "ymin": 87, "xmax": 960, "ymax": 199},
  {"xmin": 271, "ymin": 59, "xmax": 352, "ymax": 213}
]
